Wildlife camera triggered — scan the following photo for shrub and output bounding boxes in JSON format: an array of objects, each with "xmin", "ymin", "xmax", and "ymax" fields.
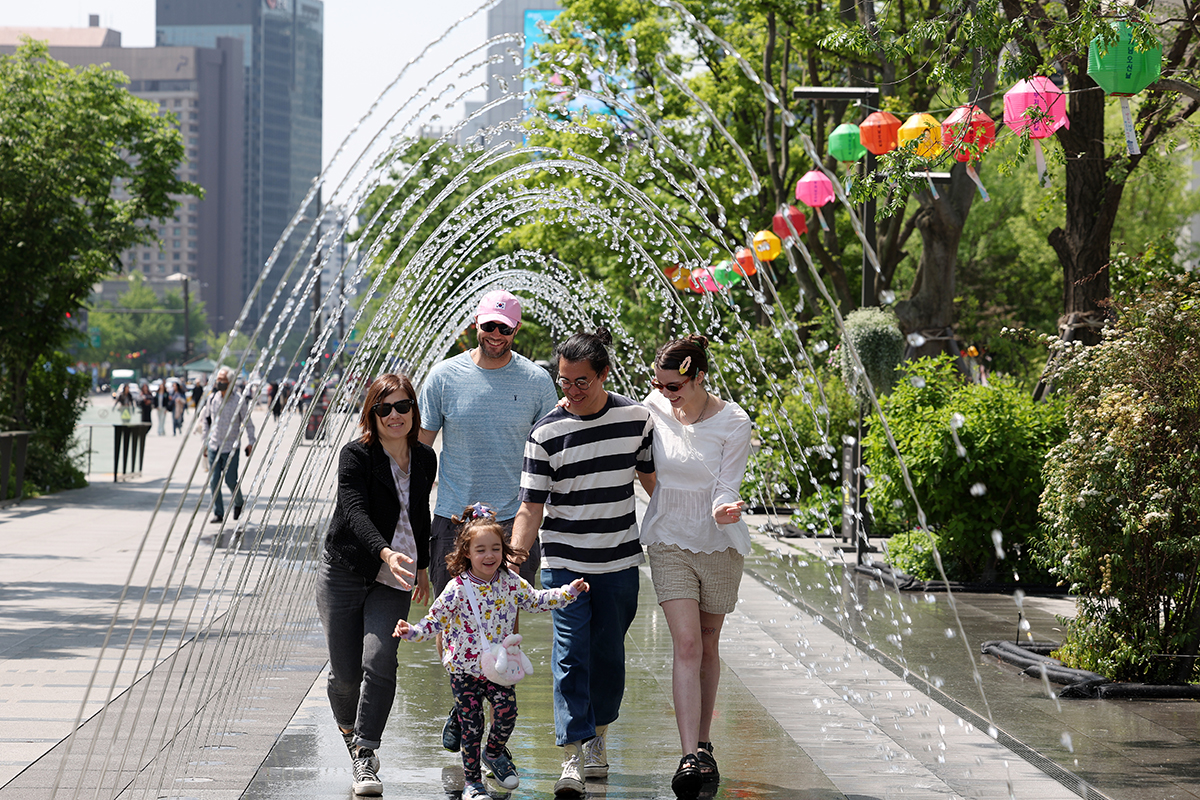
[
  {"xmin": 0, "ymin": 351, "xmax": 89, "ymax": 497},
  {"xmin": 865, "ymin": 356, "xmax": 1066, "ymax": 584},
  {"xmin": 840, "ymin": 307, "xmax": 905, "ymax": 400},
  {"xmin": 1034, "ymin": 275, "xmax": 1200, "ymax": 683}
]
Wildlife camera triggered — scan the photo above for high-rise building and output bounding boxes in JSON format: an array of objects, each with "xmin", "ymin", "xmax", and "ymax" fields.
[
  {"xmin": 0, "ymin": 20, "xmax": 246, "ymax": 336},
  {"xmin": 157, "ymin": 0, "xmax": 323, "ymax": 331}
]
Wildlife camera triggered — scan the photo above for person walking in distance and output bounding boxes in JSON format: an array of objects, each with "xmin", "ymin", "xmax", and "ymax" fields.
[
  {"xmin": 200, "ymin": 368, "xmax": 255, "ymax": 524},
  {"xmin": 154, "ymin": 383, "xmax": 170, "ymax": 435},
  {"xmin": 510, "ymin": 328, "xmax": 656, "ymax": 798},
  {"xmin": 417, "ymin": 289, "xmax": 558, "ymax": 755}
]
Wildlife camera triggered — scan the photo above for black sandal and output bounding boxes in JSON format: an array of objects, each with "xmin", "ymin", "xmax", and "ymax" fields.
[
  {"xmin": 696, "ymin": 741, "xmax": 719, "ymax": 782},
  {"xmin": 671, "ymin": 753, "xmax": 703, "ymax": 798}
]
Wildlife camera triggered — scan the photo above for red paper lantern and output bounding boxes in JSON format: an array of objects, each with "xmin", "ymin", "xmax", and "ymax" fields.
[
  {"xmin": 859, "ymin": 111, "xmax": 902, "ymax": 155},
  {"xmin": 689, "ymin": 267, "xmax": 719, "ymax": 293},
  {"xmin": 772, "ymin": 205, "xmax": 808, "ymax": 240},
  {"xmin": 941, "ymin": 105, "xmax": 996, "ymax": 163},
  {"xmin": 734, "ymin": 247, "xmax": 757, "ymax": 277}
]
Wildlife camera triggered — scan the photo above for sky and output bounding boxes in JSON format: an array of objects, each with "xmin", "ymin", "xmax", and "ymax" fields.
[{"xmin": 0, "ymin": 0, "xmax": 488, "ymax": 186}]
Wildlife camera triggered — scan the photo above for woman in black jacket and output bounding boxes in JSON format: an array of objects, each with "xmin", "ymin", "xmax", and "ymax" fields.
[{"xmin": 316, "ymin": 372, "xmax": 436, "ymax": 796}]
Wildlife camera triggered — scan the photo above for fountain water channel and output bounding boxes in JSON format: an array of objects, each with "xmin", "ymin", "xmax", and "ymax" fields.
[{"xmin": 35, "ymin": 3, "xmax": 1197, "ymax": 800}]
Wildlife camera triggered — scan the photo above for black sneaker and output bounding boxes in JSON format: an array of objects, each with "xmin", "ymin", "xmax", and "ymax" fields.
[
  {"xmin": 482, "ymin": 745, "xmax": 519, "ymax": 789},
  {"xmin": 352, "ymin": 748, "xmax": 383, "ymax": 795},
  {"xmin": 441, "ymin": 707, "xmax": 461, "ymax": 752},
  {"xmin": 209, "ymin": 514, "xmax": 223, "ymax": 524},
  {"xmin": 233, "ymin": 505, "xmax": 243, "ymax": 520}
]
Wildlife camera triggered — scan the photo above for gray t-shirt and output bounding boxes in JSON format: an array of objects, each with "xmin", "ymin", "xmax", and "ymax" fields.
[{"xmin": 419, "ymin": 350, "xmax": 558, "ymax": 520}]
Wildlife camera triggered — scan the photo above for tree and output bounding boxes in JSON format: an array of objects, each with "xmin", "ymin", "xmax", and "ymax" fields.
[
  {"xmin": 84, "ymin": 273, "xmax": 208, "ymax": 366},
  {"xmin": 0, "ymin": 40, "xmax": 200, "ymax": 425}
]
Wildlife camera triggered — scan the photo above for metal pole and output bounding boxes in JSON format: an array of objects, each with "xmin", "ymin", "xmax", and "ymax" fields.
[{"xmin": 183, "ymin": 276, "xmax": 191, "ymax": 361}]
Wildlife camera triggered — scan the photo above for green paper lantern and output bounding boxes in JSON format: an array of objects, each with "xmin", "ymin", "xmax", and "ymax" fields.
[
  {"xmin": 829, "ymin": 123, "xmax": 867, "ymax": 163},
  {"xmin": 712, "ymin": 261, "xmax": 742, "ymax": 287},
  {"xmin": 1088, "ymin": 22, "xmax": 1162, "ymax": 97}
]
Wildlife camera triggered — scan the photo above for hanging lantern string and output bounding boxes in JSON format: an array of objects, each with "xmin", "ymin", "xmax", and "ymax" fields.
[{"xmin": 798, "ymin": 132, "xmax": 884, "ymax": 280}]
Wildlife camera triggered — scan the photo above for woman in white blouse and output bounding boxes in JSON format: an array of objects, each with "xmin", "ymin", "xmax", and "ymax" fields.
[{"xmin": 639, "ymin": 335, "xmax": 752, "ymax": 798}]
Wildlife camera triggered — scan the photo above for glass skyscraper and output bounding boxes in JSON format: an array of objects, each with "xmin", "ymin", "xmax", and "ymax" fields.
[{"xmin": 157, "ymin": 0, "xmax": 323, "ymax": 330}]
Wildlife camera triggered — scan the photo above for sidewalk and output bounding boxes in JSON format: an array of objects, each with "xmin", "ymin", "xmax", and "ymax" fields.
[{"xmin": 0, "ymin": 400, "xmax": 1196, "ymax": 799}]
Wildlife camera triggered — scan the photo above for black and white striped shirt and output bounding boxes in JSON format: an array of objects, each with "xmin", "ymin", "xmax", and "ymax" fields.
[{"xmin": 519, "ymin": 393, "xmax": 655, "ymax": 573}]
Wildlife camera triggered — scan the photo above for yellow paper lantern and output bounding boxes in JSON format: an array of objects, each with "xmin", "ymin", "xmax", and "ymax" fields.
[
  {"xmin": 897, "ymin": 113, "xmax": 944, "ymax": 159},
  {"xmin": 752, "ymin": 230, "xmax": 782, "ymax": 261}
]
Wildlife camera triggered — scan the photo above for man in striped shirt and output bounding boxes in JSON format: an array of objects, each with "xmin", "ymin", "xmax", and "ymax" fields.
[{"xmin": 512, "ymin": 329, "xmax": 655, "ymax": 798}]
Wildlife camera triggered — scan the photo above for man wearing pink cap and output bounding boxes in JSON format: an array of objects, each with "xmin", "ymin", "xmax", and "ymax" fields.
[{"xmin": 417, "ymin": 289, "xmax": 558, "ymax": 759}]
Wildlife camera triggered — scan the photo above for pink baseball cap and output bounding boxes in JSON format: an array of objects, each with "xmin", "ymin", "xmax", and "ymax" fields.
[{"xmin": 475, "ymin": 290, "xmax": 522, "ymax": 328}]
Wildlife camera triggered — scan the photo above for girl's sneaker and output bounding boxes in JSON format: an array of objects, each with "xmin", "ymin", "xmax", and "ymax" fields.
[
  {"xmin": 462, "ymin": 781, "xmax": 491, "ymax": 800},
  {"xmin": 482, "ymin": 746, "xmax": 519, "ymax": 789}
]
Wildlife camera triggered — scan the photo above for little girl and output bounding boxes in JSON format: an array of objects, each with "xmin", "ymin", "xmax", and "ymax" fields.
[{"xmin": 395, "ymin": 504, "xmax": 588, "ymax": 800}]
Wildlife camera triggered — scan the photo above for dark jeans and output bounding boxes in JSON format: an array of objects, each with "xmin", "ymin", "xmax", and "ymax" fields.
[
  {"xmin": 207, "ymin": 448, "xmax": 243, "ymax": 520},
  {"xmin": 315, "ymin": 560, "xmax": 412, "ymax": 750},
  {"xmin": 543, "ymin": 565, "xmax": 639, "ymax": 745}
]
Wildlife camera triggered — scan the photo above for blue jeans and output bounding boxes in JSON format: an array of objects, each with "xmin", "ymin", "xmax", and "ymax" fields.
[
  {"xmin": 315, "ymin": 560, "xmax": 412, "ymax": 750},
  {"xmin": 542, "ymin": 566, "xmax": 640, "ymax": 745},
  {"xmin": 207, "ymin": 448, "xmax": 243, "ymax": 520}
]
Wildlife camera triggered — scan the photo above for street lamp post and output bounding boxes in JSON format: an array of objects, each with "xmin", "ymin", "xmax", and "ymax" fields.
[{"xmin": 167, "ymin": 272, "xmax": 191, "ymax": 363}]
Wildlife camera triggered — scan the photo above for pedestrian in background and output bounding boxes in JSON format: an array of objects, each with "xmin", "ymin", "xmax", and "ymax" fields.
[
  {"xmin": 172, "ymin": 383, "xmax": 187, "ymax": 435},
  {"xmin": 191, "ymin": 377, "xmax": 205, "ymax": 415},
  {"xmin": 200, "ymin": 368, "xmax": 255, "ymax": 524},
  {"xmin": 155, "ymin": 383, "xmax": 170, "ymax": 435},
  {"xmin": 138, "ymin": 383, "xmax": 154, "ymax": 425}
]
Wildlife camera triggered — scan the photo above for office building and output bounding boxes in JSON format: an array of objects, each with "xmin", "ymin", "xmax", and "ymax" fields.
[
  {"xmin": 157, "ymin": 0, "xmax": 324, "ymax": 331},
  {"xmin": 0, "ymin": 19, "xmax": 246, "ymax": 335}
]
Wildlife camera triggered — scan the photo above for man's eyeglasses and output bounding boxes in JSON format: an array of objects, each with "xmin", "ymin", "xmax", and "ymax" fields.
[
  {"xmin": 479, "ymin": 321, "xmax": 515, "ymax": 336},
  {"xmin": 371, "ymin": 399, "xmax": 414, "ymax": 417},
  {"xmin": 651, "ymin": 377, "xmax": 692, "ymax": 393},
  {"xmin": 556, "ymin": 376, "xmax": 594, "ymax": 391}
]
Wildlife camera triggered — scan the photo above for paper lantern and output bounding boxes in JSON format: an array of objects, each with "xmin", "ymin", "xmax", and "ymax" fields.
[
  {"xmin": 1003, "ymin": 77, "xmax": 1069, "ymax": 139},
  {"xmin": 941, "ymin": 105, "xmax": 996, "ymax": 163},
  {"xmin": 712, "ymin": 261, "xmax": 742, "ymax": 287},
  {"xmin": 663, "ymin": 264, "xmax": 692, "ymax": 291},
  {"xmin": 1088, "ymin": 22, "xmax": 1162, "ymax": 155},
  {"xmin": 772, "ymin": 205, "xmax": 808, "ymax": 241},
  {"xmin": 689, "ymin": 267, "xmax": 719, "ymax": 293},
  {"xmin": 1004, "ymin": 77, "xmax": 1069, "ymax": 181},
  {"xmin": 829, "ymin": 123, "xmax": 867, "ymax": 163},
  {"xmin": 942, "ymin": 104, "xmax": 996, "ymax": 201},
  {"xmin": 752, "ymin": 230, "xmax": 782, "ymax": 261},
  {"xmin": 897, "ymin": 113, "xmax": 944, "ymax": 159},
  {"xmin": 859, "ymin": 111, "xmax": 901, "ymax": 155},
  {"xmin": 734, "ymin": 247, "xmax": 757, "ymax": 277},
  {"xmin": 796, "ymin": 170, "xmax": 834, "ymax": 208}
]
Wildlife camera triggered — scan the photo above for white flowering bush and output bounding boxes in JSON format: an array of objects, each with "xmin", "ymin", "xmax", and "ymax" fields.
[{"xmin": 1035, "ymin": 275, "xmax": 1200, "ymax": 683}]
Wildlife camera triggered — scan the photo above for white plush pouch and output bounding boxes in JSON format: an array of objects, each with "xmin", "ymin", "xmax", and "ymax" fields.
[{"xmin": 463, "ymin": 579, "xmax": 531, "ymax": 686}]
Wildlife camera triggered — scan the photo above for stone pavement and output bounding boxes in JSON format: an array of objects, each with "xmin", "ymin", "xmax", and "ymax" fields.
[{"xmin": 0, "ymin": 397, "xmax": 1197, "ymax": 800}]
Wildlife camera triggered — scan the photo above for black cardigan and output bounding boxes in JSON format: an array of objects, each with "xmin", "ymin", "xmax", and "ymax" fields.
[{"xmin": 322, "ymin": 438, "xmax": 437, "ymax": 581}]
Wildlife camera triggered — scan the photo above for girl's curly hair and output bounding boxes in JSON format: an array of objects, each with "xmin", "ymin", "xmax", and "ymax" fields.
[{"xmin": 444, "ymin": 503, "xmax": 515, "ymax": 578}]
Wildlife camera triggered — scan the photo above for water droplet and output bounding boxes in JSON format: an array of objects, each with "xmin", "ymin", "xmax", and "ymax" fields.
[
  {"xmin": 944, "ymin": 628, "xmax": 956, "ymax": 638},
  {"xmin": 949, "ymin": 412, "xmax": 965, "ymax": 429},
  {"xmin": 880, "ymin": 289, "xmax": 896, "ymax": 304},
  {"xmin": 1061, "ymin": 732, "xmax": 1074, "ymax": 752},
  {"xmin": 812, "ymin": 340, "xmax": 829, "ymax": 354},
  {"xmin": 907, "ymin": 332, "xmax": 926, "ymax": 347},
  {"xmin": 909, "ymin": 376, "xmax": 926, "ymax": 388},
  {"xmin": 970, "ymin": 483, "xmax": 987, "ymax": 497}
]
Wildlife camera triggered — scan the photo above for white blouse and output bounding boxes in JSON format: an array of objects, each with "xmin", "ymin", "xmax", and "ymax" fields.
[
  {"xmin": 640, "ymin": 391, "xmax": 753, "ymax": 554},
  {"xmin": 375, "ymin": 457, "xmax": 417, "ymax": 590}
]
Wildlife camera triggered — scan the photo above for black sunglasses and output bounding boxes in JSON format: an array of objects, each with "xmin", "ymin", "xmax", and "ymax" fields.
[
  {"xmin": 479, "ymin": 320, "xmax": 515, "ymax": 336},
  {"xmin": 651, "ymin": 377, "xmax": 692, "ymax": 393},
  {"xmin": 371, "ymin": 399, "xmax": 414, "ymax": 417}
]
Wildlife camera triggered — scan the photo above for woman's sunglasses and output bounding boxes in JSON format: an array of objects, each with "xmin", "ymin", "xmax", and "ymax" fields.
[
  {"xmin": 479, "ymin": 321, "xmax": 515, "ymax": 336},
  {"xmin": 651, "ymin": 377, "xmax": 692, "ymax": 393},
  {"xmin": 371, "ymin": 399, "xmax": 414, "ymax": 417}
]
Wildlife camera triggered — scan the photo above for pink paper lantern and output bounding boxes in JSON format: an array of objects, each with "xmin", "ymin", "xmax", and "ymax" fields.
[
  {"xmin": 795, "ymin": 170, "xmax": 834, "ymax": 208},
  {"xmin": 689, "ymin": 267, "xmax": 719, "ymax": 293},
  {"xmin": 1003, "ymin": 77, "xmax": 1069, "ymax": 139}
]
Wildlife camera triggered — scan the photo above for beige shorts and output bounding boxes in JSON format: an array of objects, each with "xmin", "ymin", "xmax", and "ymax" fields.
[{"xmin": 647, "ymin": 542, "xmax": 744, "ymax": 615}]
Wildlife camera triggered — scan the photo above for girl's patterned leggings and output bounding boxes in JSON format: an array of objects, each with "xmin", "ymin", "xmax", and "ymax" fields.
[{"xmin": 451, "ymin": 673, "xmax": 518, "ymax": 782}]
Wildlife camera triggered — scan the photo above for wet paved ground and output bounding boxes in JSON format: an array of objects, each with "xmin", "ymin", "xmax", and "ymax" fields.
[{"xmin": 1, "ymin": 397, "xmax": 1198, "ymax": 800}]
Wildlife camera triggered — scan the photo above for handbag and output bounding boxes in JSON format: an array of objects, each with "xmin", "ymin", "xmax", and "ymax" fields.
[{"xmin": 461, "ymin": 578, "xmax": 532, "ymax": 686}]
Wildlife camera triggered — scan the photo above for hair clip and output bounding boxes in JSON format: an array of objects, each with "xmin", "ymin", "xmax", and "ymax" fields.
[
  {"xmin": 470, "ymin": 502, "xmax": 494, "ymax": 520},
  {"xmin": 678, "ymin": 355, "xmax": 692, "ymax": 376}
]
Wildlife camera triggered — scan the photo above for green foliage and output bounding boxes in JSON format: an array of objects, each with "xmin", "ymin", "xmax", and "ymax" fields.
[
  {"xmin": 840, "ymin": 307, "xmax": 904, "ymax": 400},
  {"xmin": 0, "ymin": 352, "xmax": 89, "ymax": 497},
  {"xmin": 1034, "ymin": 275, "xmax": 1200, "ymax": 683},
  {"xmin": 0, "ymin": 40, "xmax": 198, "ymax": 426},
  {"xmin": 85, "ymin": 274, "xmax": 207, "ymax": 365},
  {"xmin": 866, "ymin": 356, "xmax": 1066, "ymax": 584}
]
